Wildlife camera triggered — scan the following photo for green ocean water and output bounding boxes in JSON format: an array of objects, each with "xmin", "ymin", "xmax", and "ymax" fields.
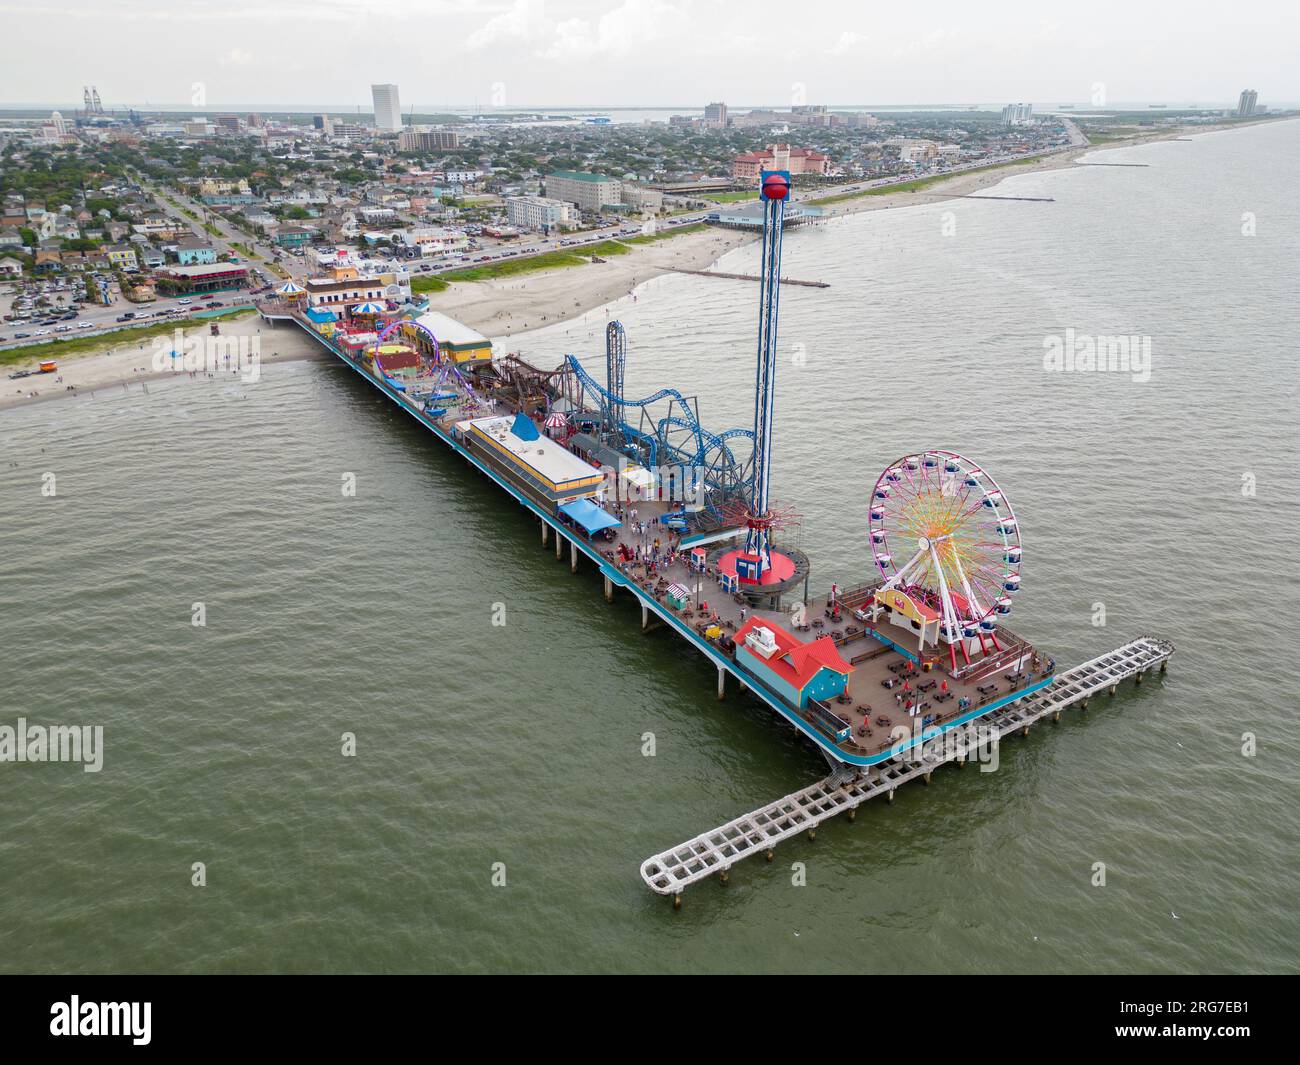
[{"xmin": 1, "ymin": 120, "xmax": 1297, "ymax": 974}]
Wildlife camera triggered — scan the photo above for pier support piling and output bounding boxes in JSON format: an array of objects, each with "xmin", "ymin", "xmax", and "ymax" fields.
[
  {"xmin": 638, "ymin": 635, "xmax": 1176, "ymax": 898},
  {"xmin": 719, "ymin": 869, "xmax": 729, "ymax": 885},
  {"xmin": 673, "ymin": 894, "xmax": 682, "ymax": 910},
  {"xmin": 555, "ymin": 534, "xmax": 563, "ymax": 561},
  {"xmin": 641, "ymin": 603, "xmax": 650, "ymax": 631},
  {"xmin": 541, "ymin": 521, "xmax": 549, "ymax": 547},
  {"xmin": 570, "ymin": 539, "xmax": 578, "ymax": 574},
  {"xmin": 923, "ymin": 771, "xmax": 932, "ymax": 785},
  {"xmin": 847, "ymin": 807, "xmax": 856, "ymax": 822},
  {"xmin": 604, "ymin": 576, "xmax": 614, "ymax": 602},
  {"xmin": 717, "ymin": 666, "xmax": 726, "ymax": 700}
]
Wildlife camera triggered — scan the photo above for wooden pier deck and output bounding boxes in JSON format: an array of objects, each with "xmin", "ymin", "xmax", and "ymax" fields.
[{"xmin": 640, "ymin": 635, "xmax": 1174, "ymax": 901}]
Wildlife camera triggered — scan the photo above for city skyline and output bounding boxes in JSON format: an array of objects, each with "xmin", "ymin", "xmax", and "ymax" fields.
[{"xmin": 3, "ymin": 0, "xmax": 1298, "ymax": 108}]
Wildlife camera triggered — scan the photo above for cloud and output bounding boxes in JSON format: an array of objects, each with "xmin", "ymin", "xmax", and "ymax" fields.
[
  {"xmin": 221, "ymin": 47, "xmax": 254, "ymax": 66},
  {"xmin": 542, "ymin": 0, "xmax": 693, "ymax": 59},
  {"xmin": 465, "ymin": 0, "xmax": 548, "ymax": 50}
]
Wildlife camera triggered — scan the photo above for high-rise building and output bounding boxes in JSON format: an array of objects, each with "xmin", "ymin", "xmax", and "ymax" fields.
[
  {"xmin": 372, "ymin": 84, "xmax": 402, "ymax": 131},
  {"xmin": 704, "ymin": 101, "xmax": 728, "ymax": 127},
  {"xmin": 1001, "ymin": 102, "xmax": 1034, "ymax": 126},
  {"xmin": 1237, "ymin": 89, "xmax": 1258, "ymax": 117},
  {"xmin": 398, "ymin": 128, "xmax": 461, "ymax": 152}
]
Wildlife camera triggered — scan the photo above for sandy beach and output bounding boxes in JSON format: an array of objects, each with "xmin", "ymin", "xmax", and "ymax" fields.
[
  {"xmin": 0, "ymin": 118, "xmax": 1274, "ymax": 413},
  {"xmin": 0, "ymin": 315, "xmax": 325, "ymax": 410},
  {"xmin": 419, "ymin": 123, "xmax": 1241, "ymax": 338}
]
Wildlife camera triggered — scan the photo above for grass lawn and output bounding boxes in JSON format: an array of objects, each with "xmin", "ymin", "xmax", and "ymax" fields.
[
  {"xmin": 622, "ymin": 222, "xmax": 709, "ymax": 244},
  {"xmin": 423, "ymin": 241, "xmax": 631, "ymax": 284},
  {"xmin": 411, "ymin": 225, "xmax": 713, "ymax": 292},
  {"xmin": 1, "ymin": 309, "xmax": 257, "ymax": 368},
  {"xmin": 700, "ymin": 190, "xmax": 759, "ymax": 203}
]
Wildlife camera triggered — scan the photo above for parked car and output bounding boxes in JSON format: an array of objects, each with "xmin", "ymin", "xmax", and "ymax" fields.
[
  {"xmin": 78, "ymin": 322, "xmax": 95, "ymax": 330},
  {"xmin": 14, "ymin": 332, "xmax": 31, "ymax": 339},
  {"xmin": 117, "ymin": 313, "xmax": 136, "ymax": 321}
]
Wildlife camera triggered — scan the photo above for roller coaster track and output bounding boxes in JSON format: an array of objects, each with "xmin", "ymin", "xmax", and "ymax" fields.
[{"xmin": 564, "ymin": 354, "xmax": 754, "ymax": 473}]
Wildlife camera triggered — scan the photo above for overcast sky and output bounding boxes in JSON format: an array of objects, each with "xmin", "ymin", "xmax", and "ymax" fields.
[{"xmin": 5, "ymin": 0, "xmax": 1298, "ymax": 110}]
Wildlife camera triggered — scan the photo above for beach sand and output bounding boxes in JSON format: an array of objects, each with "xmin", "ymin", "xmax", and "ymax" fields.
[
  {"xmin": 0, "ymin": 120, "xmax": 1266, "ymax": 412},
  {"xmin": 0, "ymin": 315, "xmax": 325, "ymax": 410}
]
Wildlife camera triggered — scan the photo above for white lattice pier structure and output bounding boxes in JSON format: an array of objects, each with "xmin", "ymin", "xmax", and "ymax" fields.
[{"xmin": 641, "ymin": 636, "xmax": 1174, "ymax": 904}]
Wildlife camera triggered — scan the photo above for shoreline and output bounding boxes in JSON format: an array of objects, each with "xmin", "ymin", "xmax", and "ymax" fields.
[
  {"xmin": 0, "ymin": 316, "xmax": 326, "ymax": 410},
  {"xmin": 422, "ymin": 117, "xmax": 1288, "ymax": 339},
  {"xmin": 2, "ymin": 116, "xmax": 1288, "ymax": 413}
]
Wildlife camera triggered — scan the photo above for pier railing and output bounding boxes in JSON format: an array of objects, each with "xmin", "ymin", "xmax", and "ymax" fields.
[{"xmin": 640, "ymin": 634, "xmax": 1174, "ymax": 901}]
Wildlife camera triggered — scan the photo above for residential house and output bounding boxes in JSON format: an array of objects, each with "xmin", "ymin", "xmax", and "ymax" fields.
[
  {"xmin": 275, "ymin": 224, "xmax": 314, "ymax": 249},
  {"xmin": 175, "ymin": 240, "xmax": 217, "ymax": 265},
  {"xmin": 104, "ymin": 243, "xmax": 139, "ymax": 271}
]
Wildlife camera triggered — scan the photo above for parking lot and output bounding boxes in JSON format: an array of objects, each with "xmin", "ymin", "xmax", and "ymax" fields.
[{"xmin": 0, "ymin": 270, "xmax": 263, "ymax": 349}]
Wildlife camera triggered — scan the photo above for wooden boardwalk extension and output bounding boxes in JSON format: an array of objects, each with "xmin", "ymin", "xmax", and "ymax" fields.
[{"xmin": 640, "ymin": 635, "xmax": 1174, "ymax": 902}]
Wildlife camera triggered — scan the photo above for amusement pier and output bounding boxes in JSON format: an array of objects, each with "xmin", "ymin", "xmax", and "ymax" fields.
[{"xmin": 258, "ymin": 170, "xmax": 1174, "ymax": 906}]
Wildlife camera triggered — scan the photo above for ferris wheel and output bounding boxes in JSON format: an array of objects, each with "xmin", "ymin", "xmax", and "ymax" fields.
[{"xmin": 868, "ymin": 450, "xmax": 1022, "ymax": 667}]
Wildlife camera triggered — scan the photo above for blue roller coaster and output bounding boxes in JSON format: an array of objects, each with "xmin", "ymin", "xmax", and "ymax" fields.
[{"xmin": 560, "ymin": 327, "xmax": 755, "ymax": 513}]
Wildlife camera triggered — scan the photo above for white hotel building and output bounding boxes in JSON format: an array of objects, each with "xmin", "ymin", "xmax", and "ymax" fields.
[{"xmin": 506, "ymin": 196, "xmax": 576, "ymax": 233}]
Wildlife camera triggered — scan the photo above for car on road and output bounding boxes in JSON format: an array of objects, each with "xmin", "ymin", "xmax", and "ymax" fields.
[
  {"xmin": 55, "ymin": 325, "xmax": 73, "ymax": 333},
  {"xmin": 34, "ymin": 329, "xmax": 51, "ymax": 336},
  {"xmin": 117, "ymin": 313, "xmax": 136, "ymax": 321},
  {"xmin": 14, "ymin": 332, "xmax": 30, "ymax": 339},
  {"xmin": 78, "ymin": 322, "xmax": 95, "ymax": 330},
  {"xmin": 177, "ymin": 299, "xmax": 192, "ymax": 305}
]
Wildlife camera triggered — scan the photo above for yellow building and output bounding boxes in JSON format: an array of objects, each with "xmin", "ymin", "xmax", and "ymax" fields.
[{"xmin": 409, "ymin": 311, "xmax": 492, "ymax": 367}]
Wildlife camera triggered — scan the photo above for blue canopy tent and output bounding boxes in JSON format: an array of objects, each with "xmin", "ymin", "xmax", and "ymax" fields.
[
  {"xmin": 306, "ymin": 307, "xmax": 337, "ymax": 324},
  {"xmin": 559, "ymin": 498, "xmax": 622, "ymax": 535},
  {"xmin": 510, "ymin": 413, "xmax": 541, "ymax": 441}
]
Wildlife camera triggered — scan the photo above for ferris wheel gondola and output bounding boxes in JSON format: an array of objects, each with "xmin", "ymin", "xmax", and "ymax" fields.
[{"xmin": 868, "ymin": 450, "xmax": 1024, "ymax": 671}]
